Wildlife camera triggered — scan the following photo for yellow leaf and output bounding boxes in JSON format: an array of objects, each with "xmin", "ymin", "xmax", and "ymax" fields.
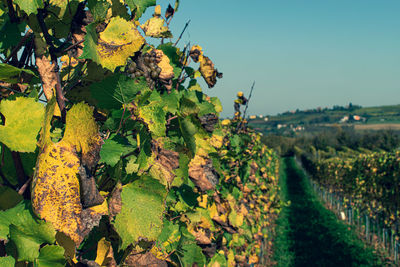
[
  {"xmin": 95, "ymin": 237, "xmax": 116, "ymax": 266},
  {"xmin": 141, "ymin": 17, "xmax": 171, "ymax": 38},
  {"xmin": 197, "ymin": 194, "xmax": 208, "ymax": 209},
  {"xmin": 95, "ymin": 16, "xmax": 144, "ymax": 71},
  {"xmin": 32, "ymin": 141, "xmax": 83, "ymax": 244},
  {"xmin": 154, "ymin": 5, "xmax": 161, "ymax": 16},
  {"xmin": 153, "ymin": 49, "xmax": 174, "ymax": 80},
  {"xmin": 32, "ymin": 102, "xmax": 103, "ymax": 245}
]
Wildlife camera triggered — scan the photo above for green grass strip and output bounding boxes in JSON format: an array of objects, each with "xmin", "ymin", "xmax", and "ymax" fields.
[{"xmin": 273, "ymin": 157, "xmax": 384, "ymax": 267}]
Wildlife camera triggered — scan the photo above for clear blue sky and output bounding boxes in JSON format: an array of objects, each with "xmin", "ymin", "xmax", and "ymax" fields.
[{"xmin": 149, "ymin": 1, "xmax": 400, "ymax": 117}]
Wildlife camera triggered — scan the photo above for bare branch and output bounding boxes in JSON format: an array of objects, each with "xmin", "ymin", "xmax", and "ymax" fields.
[{"xmin": 174, "ymin": 20, "xmax": 190, "ymax": 46}]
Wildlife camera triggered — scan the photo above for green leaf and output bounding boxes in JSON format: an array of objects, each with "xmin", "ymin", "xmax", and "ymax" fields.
[
  {"xmin": 91, "ymin": 74, "xmax": 144, "ymax": 110},
  {"xmin": 113, "ymin": 176, "xmax": 167, "ymax": 249},
  {"xmin": 88, "ymin": 0, "xmax": 111, "ymax": 22},
  {"xmin": 0, "ymin": 97, "xmax": 44, "ymax": 152},
  {"xmin": 0, "ymin": 63, "xmax": 37, "ymax": 83},
  {"xmin": 153, "ymin": 221, "xmax": 181, "ymax": 254},
  {"xmin": 208, "ymin": 252, "xmax": 227, "ymax": 267},
  {"xmin": 125, "ymin": 0, "xmax": 156, "ymax": 19},
  {"xmin": 179, "ymin": 96, "xmax": 199, "ymax": 117},
  {"xmin": 210, "ymin": 97, "xmax": 223, "ymax": 113},
  {"xmin": 35, "ymin": 245, "xmax": 66, "ymax": 267},
  {"xmin": 0, "ymin": 146, "xmax": 37, "ymax": 186},
  {"xmin": 178, "ymin": 229, "xmax": 206, "ymax": 267},
  {"xmin": 45, "ymin": 0, "xmax": 80, "ymax": 39},
  {"xmin": 162, "ymin": 90, "xmax": 179, "ymax": 114},
  {"xmin": 0, "ymin": 256, "xmax": 15, "ymax": 266},
  {"xmin": 0, "ymin": 186, "xmax": 23, "ymax": 210},
  {"xmin": 14, "ymin": 0, "xmax": 44, "ymax": 15},
  {"xmin": 138, "ymin": 91, "xmax": 166, "ymax": 137},
  {"xmin": 81, "ymin": 17, "xmax": 144, "ymax": 71},
  {"xmin": 0, "ymin": 18, "xmax": 26, "ymax": 52},
  {"xmin": 179, "ymin": 116, "xmax": 198, "ymax": 155},
  {"xmin": 157, "ymin": 43, "xmax": 182, "ymax": 78},
  {"xmin": 100, "ymin": 134, "xmax": 135, "ymax": 167},
  {"xmin": 0, "ymin": 201, "xmax": 56, "ymax": 262}
]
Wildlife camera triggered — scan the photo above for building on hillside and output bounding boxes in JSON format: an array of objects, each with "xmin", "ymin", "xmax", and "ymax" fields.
[{"xmin": 339, "ymin": 116, "xmax": 349, "ymax": 123}]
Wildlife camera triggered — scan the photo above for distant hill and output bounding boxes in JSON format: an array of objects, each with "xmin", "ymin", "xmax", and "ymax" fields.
[{"xmin": 249, "ymin": 104, "xmax": 400, "ymax": 134}]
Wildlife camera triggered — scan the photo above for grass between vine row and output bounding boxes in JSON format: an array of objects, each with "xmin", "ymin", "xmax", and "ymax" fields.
[{"xmin": 272, "ymin": 157, "xmax": 384, "ymax": 267}]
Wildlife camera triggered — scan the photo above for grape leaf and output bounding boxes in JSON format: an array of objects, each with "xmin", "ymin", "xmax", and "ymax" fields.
[
  {"xmin": 88, "ymin": 0, "xmax": 111, "ymax": 22},
  {"xmin": 0, "ymin": 201, "xmax": 56, "ymax": 262},
  {"xmin": 113, "ymin": 175, "xmax": 167, "ymax": 249},
  {"xmin": 178, "ymin": 229, "xmax": 206, "ymax": 266},
  {"xmin": 179, "ymin": 117, "xmax": 197, "ymax": 155},
  {"xmin": 100, "ymin": 134, "xmax": 135, "ymax": 167},
  {"xmin": 14, "ymin": 0, "xmax": 44, "ymax": 15},
  {"xmin": 0, "ymin": 63, "xmax": 36, "ymax": 83},
  {"xmin": 0, "ymin": 18, "xmax": 26, "ymax": 52},
  {"xmin": 91, "ymin": 74, "xmax": 144, "ymax": 110},
  {"xmin": 141, "ymin": 17, "xmax": 172, "ymax": 38},
  {"xmin": 138, "ymin": 92, "xmax": 167, "ymax": 137},
  {"xmin": 45, "ymin": 0, "xmax": 80, "ymax": 39},
  {"xmin": 35, "ymin": 245, "xmax": 66, "ymax": 267},
  {"xmin": 125, "ymin": 0, "xmax": 156, "ymax": 19},
  {"xmin": 0, "ymin": 186, "xmax": 23, "ymax": 210},
  {"xmin": 32, "ymin": 102, "xmax": 102, "ymax": 245},
  {"xmin": 0, "ymin": 256, "xmax": 15, "ymax": 266},
  {"xmin": 162, "ymin": 90, "xmax": 179, "ymax": 114},
  {"xmin": 0, "ymin": 97, "xmax": 44, "ymax": 152},
  {"xmin": 158, "ymin": 43, "xmax": 182, "ymax": 78},
  {"xmin": 81, "ymin": 17, "xmax": 144, "ymax": 71},
  {"xmin": 150, "ymin": 220, "xmax": 181, "ymax": 259}
]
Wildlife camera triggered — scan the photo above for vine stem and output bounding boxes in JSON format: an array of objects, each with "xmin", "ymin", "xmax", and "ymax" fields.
[
  {"xmin": 36, "ymin": 8, "xmax": 67, "ymax": 121},
  {"xmin": 6, "ymin": 0, "xmax": 18, "ymax": 23},
  {"xmin": 174, "ymin": 20, "xmax": 190, "ymax": 46},
  {"xmin": 4, "ymin": 30, "xmax": 33, "ymax": 63}
]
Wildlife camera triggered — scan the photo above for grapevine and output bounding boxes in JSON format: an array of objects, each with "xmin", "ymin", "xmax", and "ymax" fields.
[{"xmin": 0, "ymin": 1, "xmax": 280, "ymax": 267}]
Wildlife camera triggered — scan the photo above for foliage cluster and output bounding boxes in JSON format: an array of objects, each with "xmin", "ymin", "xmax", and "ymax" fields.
[
  {"xmin": 0, "ymin": 0, "xmax": 280, "ymax": 266},
  {"xmin": 298, "ymin": 149, "xmax": 400, "ymax": 238}
]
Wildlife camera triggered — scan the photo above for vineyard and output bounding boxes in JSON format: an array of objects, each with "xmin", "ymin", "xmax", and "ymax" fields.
[
  {"xmin": 0, "ymin": 0, "xmax": 282, "ymax": 266},
  {"xmin": 298, "ymin": 147, "xmax": 400, "ymax": 262}
]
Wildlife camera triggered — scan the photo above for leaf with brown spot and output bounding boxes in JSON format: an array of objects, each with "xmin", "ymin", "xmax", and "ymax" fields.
[
  {"xmin": 81, "ymin": 16, "xmax": 145, "ymax": 71},
  {"xmin": 188, "ymin": 155, "xmax": 219, "ymax": 192},
  {"xmin": 32, "ymin": 102, "xmax": 103, "ymax": 246}
]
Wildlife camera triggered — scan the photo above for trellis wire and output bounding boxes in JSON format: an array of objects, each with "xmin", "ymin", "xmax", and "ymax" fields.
[{"xmin": 296, "ymin": 157, "xmax": 399, "ymax": 264}]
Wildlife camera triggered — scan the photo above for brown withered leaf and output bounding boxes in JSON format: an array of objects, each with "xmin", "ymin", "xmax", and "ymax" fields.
[
  {"xmin": 149, "ymin": 141, "xmax": 179, "ymax": 186},
  {"xmin": 124, "ymin": 251, "xmax": 167, "ymax": 267},
  {"xmin": 199, "ymin": 55, "xmax": 222, "ymax": 88},
  {"xmin": 79, "ymin": 166, "xmax": 104, "ymax": 208},
  {"xmin": 108, "ymin": 183, "xmax": 122, "ymax": 219},
  {"xmin": 188, "ymin": 155, "xmax": 219, "ymax": 191}
]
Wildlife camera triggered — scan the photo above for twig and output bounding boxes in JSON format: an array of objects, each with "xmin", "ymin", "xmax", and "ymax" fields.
[
  {"xmin": 115, "ymin": 106, "xmax": 127, "ymax": 135},
  {"xmin": 0, "ymin": 84, "xmax": 29, "ymax": 96},
  {"xmin": 167, "ymin": 115, "xmax": 178, "ymax": 124},
  {"xmin": 236, "ymin": 81, "xmax": 255, "ymax": 132},
  {"xmin": 17, "ymin": 36, "xmax": 34, "ymax": 68},
  {"xmin": 18, "ymin": 177, "xmax": 32, "ymax": 196},
  {"xmin": 37, "ymin": 8, "xmax": 67, "ymax": 121},
  {"xmin": 174, "ymin": 20, "xmax": 190, "ymax": 46},
  {"xmin": 63, "ymin": 39, "xmax": 84, "ymax": 52},
  {"xmin": 4, "ymin": 30, "xmax": 33, "ymax": 63}
]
